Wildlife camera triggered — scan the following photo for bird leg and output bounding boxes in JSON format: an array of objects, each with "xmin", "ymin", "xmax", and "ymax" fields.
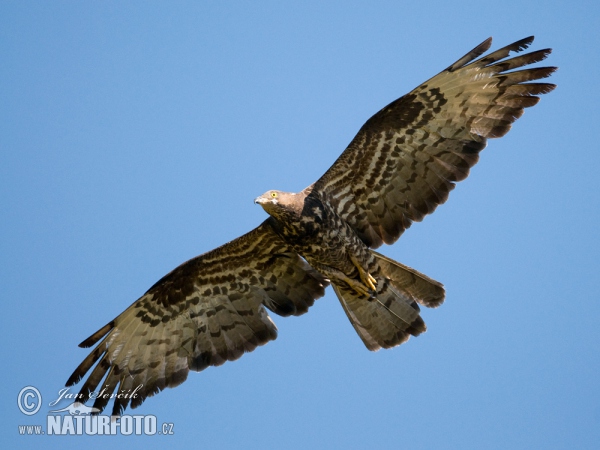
[
  {"xmin": 350, "ymin": 254, "xmax": 377, "ymax": 293},
  {"xmin": 317, "ymin": 265, "xmax": 376, "ymax": 299},
  {"xmin": 347, "ymin": 278, "xmax": 375, "ymax": 299}
]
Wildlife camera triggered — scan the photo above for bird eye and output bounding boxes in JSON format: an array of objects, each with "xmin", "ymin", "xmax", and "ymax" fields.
[{"xmin": 271, "ymin": 192, "xmax": 278, "ymax": 198}]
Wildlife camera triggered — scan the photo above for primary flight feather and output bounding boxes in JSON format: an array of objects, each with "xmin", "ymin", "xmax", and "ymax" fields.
[{"xmin": 66, "ymin": 36, "xmax": 556, "ymax": 415}]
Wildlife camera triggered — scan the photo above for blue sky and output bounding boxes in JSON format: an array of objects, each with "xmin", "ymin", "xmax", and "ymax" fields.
[{"xmin": 2, "ymin": 1, "xmax": 598, "ymax": 449}]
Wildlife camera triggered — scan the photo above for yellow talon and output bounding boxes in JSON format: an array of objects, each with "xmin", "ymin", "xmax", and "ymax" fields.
[
  {"xmin": 351, "ymin": 282, "xmax": 373, "ymax": 298},
  {"xmin": 357, "ymin": 265, "xmax": 377, "ymax": 292},
  {"xmin": 349, "ymin": 254, "xmax": 378, "ymax": 295},
  {"xmin": 365, "ymin": 272, "xmax": 377, "ymax": 291}
]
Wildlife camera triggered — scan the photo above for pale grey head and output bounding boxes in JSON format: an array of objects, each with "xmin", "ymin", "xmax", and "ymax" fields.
[{"xmin": 254, "ymin": 190, "xmax": 305, "ymax": 221}]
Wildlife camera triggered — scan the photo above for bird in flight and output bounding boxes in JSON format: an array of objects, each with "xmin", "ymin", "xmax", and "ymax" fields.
[{"xmin": 66, "ymin": 36, "xmax": 556, "ymax": 416}]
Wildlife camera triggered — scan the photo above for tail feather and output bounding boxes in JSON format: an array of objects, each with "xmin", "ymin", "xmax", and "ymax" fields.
[
  {"xmin": 333, "ymin": 283, "xmax": 416, "ymax": 351},
  {"xmin": 333, "ymin": 251, "xmax": 444, "ymax": 351},
  {"xmin": 372, "ymin": 251, "xmax": 445, "ymax": 307}
]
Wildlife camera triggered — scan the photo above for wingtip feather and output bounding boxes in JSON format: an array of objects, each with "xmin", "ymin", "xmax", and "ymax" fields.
[
  {"xmin": 448, "ymin": 37, "xmax": 492, "ymax": 71},
  {"xmin": 79, "ymin": 321, "xmax": 114, "ymax": 348}
]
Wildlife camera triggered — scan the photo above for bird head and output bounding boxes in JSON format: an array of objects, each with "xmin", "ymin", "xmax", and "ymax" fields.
[{"xmin": 254, "ymin": 190, "xmax": 301, "ymax": 220}]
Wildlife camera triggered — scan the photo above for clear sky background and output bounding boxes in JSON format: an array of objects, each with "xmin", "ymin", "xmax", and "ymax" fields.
[{"xmin": 2, "ymin": 1, "xmax": 598, "ymax": 449}]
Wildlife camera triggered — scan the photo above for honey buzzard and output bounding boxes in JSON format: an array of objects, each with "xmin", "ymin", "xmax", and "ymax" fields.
[{"xmin": 66, "ymin": 36, "xmax": 556, "ymax": 415}]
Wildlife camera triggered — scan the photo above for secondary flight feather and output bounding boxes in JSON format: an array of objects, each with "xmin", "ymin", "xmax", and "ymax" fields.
[{"xmin": 66, "ymin": 36, "xmax": 556, "ymax": 416}]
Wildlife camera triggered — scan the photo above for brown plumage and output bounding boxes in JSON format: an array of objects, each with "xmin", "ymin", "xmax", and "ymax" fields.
[{"xmin": 66, "ymin": 36, "xmax": 556, "ymax": 415}]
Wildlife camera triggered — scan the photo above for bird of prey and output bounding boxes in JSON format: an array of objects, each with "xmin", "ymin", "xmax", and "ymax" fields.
[{"xmin": 66, "ymin": 36, "xmax": 556, "ymax": 416}]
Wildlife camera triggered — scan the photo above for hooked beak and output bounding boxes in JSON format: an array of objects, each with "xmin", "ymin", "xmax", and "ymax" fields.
[{"xmin": 254, "ymin": 196, "xmax": 266, "ymax": 205}]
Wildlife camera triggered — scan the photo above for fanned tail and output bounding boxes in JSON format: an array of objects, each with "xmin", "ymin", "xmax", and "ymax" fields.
[
  {"xmin": 372, "ymin": 251, "xmax": 445, "ymax": 308},
  {"xmin": 333, "ymin": 251, "xmax": 445, "ymax": 351}
]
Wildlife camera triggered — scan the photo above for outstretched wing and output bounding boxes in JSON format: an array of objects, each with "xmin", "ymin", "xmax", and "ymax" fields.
[
  {"xmin": 66, "ymin": 219, "xmax": 328, "ymax": 415},
  {"xmin": 311, "ymin": 36, "xmax": 556, "ymax": 248}
]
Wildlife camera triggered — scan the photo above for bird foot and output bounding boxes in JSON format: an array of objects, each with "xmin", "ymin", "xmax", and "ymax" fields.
[
  {"xmin": 349, "ymin": 255, "xmax": 378, "ymax": 294},
  {"xmin": 350, "ymin": 281, "xmax": 376, "ymax": 299},
  {"xmin": 321, "ymin": 262, "xmax": 376, "ymax": 299},
  {"xmin": 361, "ymin": 271, "xmax": 377, "ymax": 292}
]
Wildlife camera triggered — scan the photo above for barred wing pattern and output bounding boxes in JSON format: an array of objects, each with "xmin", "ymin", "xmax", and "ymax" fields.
[
  {"xmin": 66, "ymin": 220, "xmax": 328, "ymax": 415},
  {"xmin": 312, "ymin": 36, "xmax": 556, "ymax": 248},
  {"xmin": 66, "ymin": 36, "xmax": 555, "ymax": 416}
]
